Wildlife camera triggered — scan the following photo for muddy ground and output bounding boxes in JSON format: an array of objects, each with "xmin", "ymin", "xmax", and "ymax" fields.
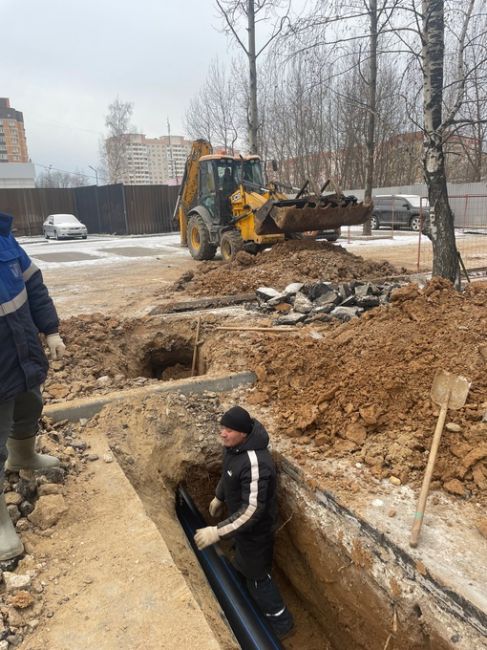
[
  {"xmin": 6, "ymin": 237, "xmax": 486, "ymax": 649},
  {"xmin": 43, "ymin": 276, "xmax": 487, "ymax": 504}
]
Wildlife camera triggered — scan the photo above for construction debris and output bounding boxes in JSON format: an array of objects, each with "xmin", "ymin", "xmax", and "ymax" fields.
[{"xmin": 256, "ymin": 279, "xmax": 406, "ymax": 324}]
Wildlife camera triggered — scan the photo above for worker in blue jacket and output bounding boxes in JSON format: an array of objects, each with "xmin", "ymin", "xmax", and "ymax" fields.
[
  {"xmin": 195, "ymin": 406, "xmax": 294, "ymax": 640},
  {"xmin": 0, "ymin": 211, "xmax": 65, "ymax": 560}
]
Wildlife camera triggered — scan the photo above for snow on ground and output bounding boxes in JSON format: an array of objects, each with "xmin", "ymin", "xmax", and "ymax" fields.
[
  {"xmin": 21, "ymin": 227, "xmax": 479, "ymax": 271},
  {"xmin": 21, "ymin": 233, "xmax": 186, "ymax": 270}
]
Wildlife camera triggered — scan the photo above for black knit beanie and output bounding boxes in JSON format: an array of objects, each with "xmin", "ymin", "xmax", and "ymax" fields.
[{"xmin": 220, "ymin": 406, "xmax": 253, "ymax": 435}]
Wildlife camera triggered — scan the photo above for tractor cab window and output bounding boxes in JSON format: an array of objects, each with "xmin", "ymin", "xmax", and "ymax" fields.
[
  {"xmin": 236, "ymin": 159, "xmax": 264, "ymax": 189},
  {"xmin": 200, "ymin": 161, "xmax": 215, "ymax": 196},
  {"xmin": 216, "ymin": 160, "xmax": 237, "ymax": 197},
  {"xmin": 214, "ymin": 159, "xmax": 236, "ymax": 222},
  {"xmin": 199, "ymin": 161, "xmax": 216, "ymax": 216}
]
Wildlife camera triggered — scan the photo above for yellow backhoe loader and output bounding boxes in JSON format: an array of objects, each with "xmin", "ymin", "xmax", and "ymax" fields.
[{"xmin": 173, "ymin": 139, "xmax": 372, "ymax": 261}]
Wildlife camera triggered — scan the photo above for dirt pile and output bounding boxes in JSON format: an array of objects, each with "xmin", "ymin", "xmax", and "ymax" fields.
[
  {"xmin": 174, "ymin": 240, "xmax": 405, "ymax": 297},
  {"xmin": 44, "ymin": 315, "xmax": 198, "ymax": 402},
  {"xmin": 246, "ymin": 279, "xmax": 487, "ymax": 500}
]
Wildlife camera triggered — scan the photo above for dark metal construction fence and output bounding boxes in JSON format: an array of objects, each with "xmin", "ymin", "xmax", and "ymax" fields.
[{"xmin": 0, "ymin": 184, "xmax": 180, "ymax": 236}]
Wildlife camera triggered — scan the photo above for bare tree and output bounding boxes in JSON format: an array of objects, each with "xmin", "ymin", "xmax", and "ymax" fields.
[
  {"xmin": 36, "ymin": 168, "xmax": 89, "ymax": 188},
  {"xmin": 102, "ymin": 98, "xmax": 134, "ymax": 183},
  {"xmin": 449, "ymin": 44, "xmax": 487, "ymax": 182},
  {"xmin": 185, "ymin": 58, "xmax": 242, "ymax": 151},
  {"xmin": 398, "ymin": 0, "xmax": 487, "ymax": 280},
  {"xmin": 281, "ymin": 0, "xmax": 403, "ymax": 232},
  {"xmin": 215, "ymin": 0, "xmax": 290, "ymax": 153}
]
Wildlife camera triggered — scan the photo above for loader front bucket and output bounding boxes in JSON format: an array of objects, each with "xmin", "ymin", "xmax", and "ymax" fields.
[{"xmin": 254, "ymin": 196, "xmax": 373, "ymax": 236}]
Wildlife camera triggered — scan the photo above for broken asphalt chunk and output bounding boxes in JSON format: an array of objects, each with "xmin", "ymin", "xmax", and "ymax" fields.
[{"xmin": 256, "ymin": 287, "xmax": 281, "ymax": 302}]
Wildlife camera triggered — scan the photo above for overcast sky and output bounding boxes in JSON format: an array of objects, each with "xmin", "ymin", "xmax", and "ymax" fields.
[{"xmin": 1, "ymin": 0, "xmax": 235, "ymax": 182}]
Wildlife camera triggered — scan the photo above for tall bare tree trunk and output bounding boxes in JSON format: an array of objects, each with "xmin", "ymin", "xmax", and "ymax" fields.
[
  {"xmin": 422, "ymin": 0, "xmax": 458, "ymax": 281},
  {"xmin": 363, "ymin": 0, "xmax": 378, "ymax": 236},
  {"xmin": 248, "ymin": 0, "xmax": 259, "ymax": 153}
]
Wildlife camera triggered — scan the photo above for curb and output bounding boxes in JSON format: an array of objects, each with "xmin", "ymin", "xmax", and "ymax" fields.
[{"xmin": 44, "ymin": 371, "xmax": 256, "ymax": 422}]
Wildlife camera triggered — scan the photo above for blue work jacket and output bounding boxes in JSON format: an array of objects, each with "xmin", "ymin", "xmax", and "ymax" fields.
[{"xmin": 0, "ymin": 212, "xmax": 59, "ymax": 402}]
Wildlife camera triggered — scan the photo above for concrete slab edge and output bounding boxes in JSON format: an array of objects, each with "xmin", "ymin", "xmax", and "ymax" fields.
[{"xmin": 44, "ymin": 371, "xmax": 256, "ymax": 422}]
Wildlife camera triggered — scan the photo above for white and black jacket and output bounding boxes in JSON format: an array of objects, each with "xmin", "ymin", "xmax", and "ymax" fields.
[{"xmin": 215, "ymin": 419, "xmax": 278, "ymax": 544}]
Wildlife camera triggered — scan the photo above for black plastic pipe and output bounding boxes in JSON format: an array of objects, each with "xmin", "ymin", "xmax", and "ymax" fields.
[{"xmin": 175, "ymin": 485, "xmax": 283, "ymax": 650}]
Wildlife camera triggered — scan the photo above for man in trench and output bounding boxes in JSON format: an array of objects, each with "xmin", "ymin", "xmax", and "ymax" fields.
[
  {"xmin": 194, "ymin": 405, "xmax": 295, "ymax": 640},
  {"xmin": 0, "ymin": 211, "xmax": 65, "ymax": 560}
]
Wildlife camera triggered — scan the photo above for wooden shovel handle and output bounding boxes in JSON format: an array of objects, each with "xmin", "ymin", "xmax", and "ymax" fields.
[{"xmin": 409, "ymin": 399, "xmax": 449, "ymax": 548}]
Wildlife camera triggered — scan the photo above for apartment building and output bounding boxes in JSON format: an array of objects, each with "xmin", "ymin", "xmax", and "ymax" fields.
[
  {"xmin": 106, "ymin": 133, "xmax": 192, "ymax": 185},
  {"xmin": 0, "ymin": 98, "xmax": 29, "ymax": 163}
]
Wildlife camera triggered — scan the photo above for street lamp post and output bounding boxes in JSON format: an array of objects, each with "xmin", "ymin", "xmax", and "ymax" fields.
[{"xmin": 88, "ymin": 165, "xmax": 99, "ymax": 185}]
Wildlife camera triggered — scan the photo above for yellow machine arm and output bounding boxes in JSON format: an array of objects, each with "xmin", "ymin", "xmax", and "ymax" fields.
[{"xmin": 173, "ymin": 139, "xmax": 212, "ymax": 246}]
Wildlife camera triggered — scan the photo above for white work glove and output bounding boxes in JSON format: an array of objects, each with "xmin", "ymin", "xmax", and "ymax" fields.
[
  {"xmin": 194, "ymin": 526, "xmax": 220, "ymax": 550},
  {"xmin": 209, "ymin": 497, "xmax": 224, "ymax": 518},
  {"xmin": 46, "ymin": 333, "xmax": 66, "ymax": 360}
]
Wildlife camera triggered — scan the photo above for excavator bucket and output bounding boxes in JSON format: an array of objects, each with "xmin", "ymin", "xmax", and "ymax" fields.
[{"xmin": 254, "ymin": 194, "xmax": 373, "ymax": 236}]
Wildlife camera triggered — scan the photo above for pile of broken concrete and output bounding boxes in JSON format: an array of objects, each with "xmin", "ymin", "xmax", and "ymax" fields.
[{"xmin": 256, "ymin": 280, "xmax": 410, "ymax": 325}]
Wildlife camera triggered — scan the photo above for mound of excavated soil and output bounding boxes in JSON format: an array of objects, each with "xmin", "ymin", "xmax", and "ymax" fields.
[
  {"xmin": 45, "ymin": 278, "xmax": 486, "ymax": 501},
  {"xmin": 174, "ymin": 240, "xmax": 404, "ymax": 297},
  {"xmin": 245, "ymin": 278, "xmax": 487, "ymax": 500},
  {"xmin": 44, "ymin": 315, "xmax": 198, "ymax": 402}
]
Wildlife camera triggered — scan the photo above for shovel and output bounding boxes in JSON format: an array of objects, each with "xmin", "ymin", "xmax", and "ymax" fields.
[{"xmin": 409, "ymin": 369, "xmax": 471, "ymax": 548}]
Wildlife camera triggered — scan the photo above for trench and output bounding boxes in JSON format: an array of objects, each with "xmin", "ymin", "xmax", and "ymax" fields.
[
  {"xmin": 48, "ymin": 304, "xmax": 485, "ymax": 650},
  {"xmin": 102, "ymin": 391, "xmax": 481, "ymax": 650}
]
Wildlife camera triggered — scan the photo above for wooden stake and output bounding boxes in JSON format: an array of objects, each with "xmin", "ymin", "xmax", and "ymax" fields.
[{"xmin": 191, "ymin": 316, "xmax": 201, "ymax": 377}]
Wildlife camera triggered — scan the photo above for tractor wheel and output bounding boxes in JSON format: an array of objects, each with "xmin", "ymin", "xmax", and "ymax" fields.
[
  {"xmin": 187, "ymin": 215, "xmax": 217, "ymax": 260},
  {"xmin": 220, "ymin": 230, "xmax": 244, "ymax": 261}
]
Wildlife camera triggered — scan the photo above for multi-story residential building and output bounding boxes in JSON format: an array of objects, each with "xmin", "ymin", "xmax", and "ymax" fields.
[
  {"xmin": 0, "ymin": 98, "xmax": 29, "ymax": 163},
  {"xmin": 106, "ymin": 133, "xmax": 192, "ymax": 185}
]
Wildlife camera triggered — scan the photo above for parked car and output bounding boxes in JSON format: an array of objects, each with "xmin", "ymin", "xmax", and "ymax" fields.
[
  {"xmin": 43, "ymin": 214, "xmax": 88, "ymax": 240},
  {"xmin": 371, "ymin": 195, "xmax": 430, "ymax": 232}
]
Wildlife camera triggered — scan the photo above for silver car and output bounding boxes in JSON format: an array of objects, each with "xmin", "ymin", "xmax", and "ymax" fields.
[{"xmin": 43, "ymin": 214, "xmax": 88, "ymax": 240}]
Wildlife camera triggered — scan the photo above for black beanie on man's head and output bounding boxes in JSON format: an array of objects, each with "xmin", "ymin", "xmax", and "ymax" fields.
[{"xmin": 220, "ymin": 406, "xmax": 253, "ymax": 435}]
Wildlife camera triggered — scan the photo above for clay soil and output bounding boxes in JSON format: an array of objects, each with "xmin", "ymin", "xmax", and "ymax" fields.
[
  {"xmin": 13, "ymin": 236, "xmax": 486, "ymax": 650},
  {"xmin": 240, "ymin": 278, "xmax": 487, "ymax": 502},
  {"xmin": 172, "ymin": 240, "xmax": 406, "ymax": 297},
  {"xmin": 44, "ymin": 275, "xmax": 487, "ymax": 502}
]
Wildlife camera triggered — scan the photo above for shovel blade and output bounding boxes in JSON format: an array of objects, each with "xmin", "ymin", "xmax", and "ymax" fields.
[{"xmin": 431, "ymin": 369, "xmax": 471, "ymax": 410}]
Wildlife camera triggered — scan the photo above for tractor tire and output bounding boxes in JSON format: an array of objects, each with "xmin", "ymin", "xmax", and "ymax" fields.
[
  {"xmin": 220, "ymin": 230, "xmax": 244, "ymax": 261},
  {"xmin": 187, "ymin": 215, "xmax": 217, "ymax": 260}
]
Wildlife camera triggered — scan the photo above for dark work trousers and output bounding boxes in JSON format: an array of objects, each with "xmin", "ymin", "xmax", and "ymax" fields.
[
  {"xmin": 0, "ymin": 386, "xmax": 43, "ymax": 479},
  {"xmin": 246, "ymin": 573, "xmax": 294, "ymax": 638}
]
